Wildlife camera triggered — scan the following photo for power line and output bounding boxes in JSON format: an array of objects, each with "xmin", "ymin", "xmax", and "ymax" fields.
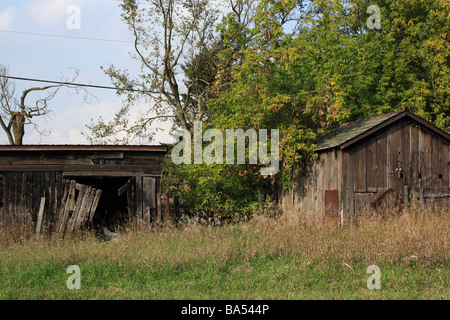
[
  {"xmin": 0, "ymin": 29, "xmax": 134, "ymax": 44},
  {"xmin": 0, "ymin": 75, "xmax": 143, "ymax": 92}
]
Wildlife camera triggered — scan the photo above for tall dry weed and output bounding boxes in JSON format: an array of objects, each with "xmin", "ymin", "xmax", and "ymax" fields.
[{"xmin": 0, "ymin": 204, "xmax": 448, "ymax": 270}]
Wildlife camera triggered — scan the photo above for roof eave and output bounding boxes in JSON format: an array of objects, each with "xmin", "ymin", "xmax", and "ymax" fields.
[
  {"xmin": 0, "ymin": 145, "xmax": 170, "ymax": 152},
  {"xmin": 338, "ymin": 110, "xmax": 450, "ymax": 150},
  {"xmin": 339, "ymin": 111, "xmax": 408, "ymax": 150}
]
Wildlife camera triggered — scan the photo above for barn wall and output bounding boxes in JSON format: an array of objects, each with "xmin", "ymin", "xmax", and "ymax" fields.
[
  {"xmin": 134, "ymin": 176, "xmax": 161, "ymax": 226},
  {"xmin": 0, "ymin": 171, "xmax": 63, "ymax": 232},
  {"xmin": 279, "ymin": 150, "xmax": 339, "ymax": 222},
  {"xmin": 0, "ymin": 171, "xmax": 163, "ymax": 233}
]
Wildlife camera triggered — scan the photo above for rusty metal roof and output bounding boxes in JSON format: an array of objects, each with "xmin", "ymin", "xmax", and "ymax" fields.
[
  {"xmin": 316, "ymin": 110, "xmax": 450, "ymax": 151},
  {"xmin": 0, "ymin": 145, "xmax": 169, "ymax": 152}
]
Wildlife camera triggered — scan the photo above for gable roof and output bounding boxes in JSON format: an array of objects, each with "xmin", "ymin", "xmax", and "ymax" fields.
[{"xmin": 316, "ymin": 110, "xmax": 450, "ymax": 151}]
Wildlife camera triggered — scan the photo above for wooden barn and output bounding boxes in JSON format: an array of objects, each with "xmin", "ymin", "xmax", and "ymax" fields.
[
  {"xmin": 0, "ymin": 145, "xmax": 168, "ymax": 235},
  {"xmin": 279, "ymin": 110, "xmax": 450, "ymax": 225}
]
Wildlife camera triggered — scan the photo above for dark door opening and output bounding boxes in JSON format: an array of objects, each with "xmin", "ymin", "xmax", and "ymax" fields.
[{"xmin": 65, "ymin": 176, "xmax": 134, "ymax": 231}]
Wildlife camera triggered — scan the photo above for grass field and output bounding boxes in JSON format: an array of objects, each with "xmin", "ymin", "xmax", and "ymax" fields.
[{"xmin": 0, "ymin": 205, "xmax": 448, "ymax": 300}]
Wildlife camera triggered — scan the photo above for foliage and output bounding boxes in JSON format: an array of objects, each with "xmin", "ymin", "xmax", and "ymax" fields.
[
  {"xmin": 89, "ymin": 0, "xmax": 450, "ymax": 217},
  {"xmin": 85, "ymin": 0, "xmax": 222, "ymax": 144},
  {"xmin": 162, "ymin": 143, "xmax": 272, "ymax": 219},
  {"xmin": 209, "ymin": 0, "xmax": 450, "ymax": 185}
]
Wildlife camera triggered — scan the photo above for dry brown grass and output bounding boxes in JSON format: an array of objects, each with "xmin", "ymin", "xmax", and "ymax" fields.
[
  {"xmin": 0, "ymin": 203, "xmax": 448, "ymax": 268},
  {"xmin": 0, "ymin": 203, "xmax": 448, "ymax": 299}
]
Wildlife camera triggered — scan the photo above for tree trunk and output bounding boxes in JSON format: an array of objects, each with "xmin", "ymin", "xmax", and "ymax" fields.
[{"xmin": 11, "ymin": 113, "xmax": 25, "ymax": 145}]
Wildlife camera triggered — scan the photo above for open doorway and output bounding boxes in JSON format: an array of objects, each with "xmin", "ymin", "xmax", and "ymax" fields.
[{"xmin": 64, "ymin": 176, "xmax": 134, "ymax": 232}]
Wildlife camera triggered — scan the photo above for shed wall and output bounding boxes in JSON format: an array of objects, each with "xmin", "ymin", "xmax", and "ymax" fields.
[
  {"xmin": 281, "ymin": 118, "xmax": 450, "ymax": 225},
  {"xmin": 342, "ymin": 119, "xmax": 450, "ymax": 219},
  {"xmin": 280, "ymin": 150, "xmax": 339, "ymax": 222}
]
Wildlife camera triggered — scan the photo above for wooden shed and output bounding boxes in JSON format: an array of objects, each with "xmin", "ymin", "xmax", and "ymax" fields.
[
  {"xmin": 0, "ymin": 145, "xmax": 168, "ymax": 235},
  {"xmin": 279, "ymin": 110, "xmax": 450, "ymax": 225}
]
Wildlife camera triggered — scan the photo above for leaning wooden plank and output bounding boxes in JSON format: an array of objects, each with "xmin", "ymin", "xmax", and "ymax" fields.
[
  {"xmin": 126, "ymin": 182, "xmax": 135, "ymax": 224},
  {"xmin": 58, "ymin": 180, "xmax": 76, "ymax": 235},
  {"xmin": 55, "ymin": 180, "xmax": 69, "ymax": 233},
  {"xmin": 83, "ymin": 188, "xmax": 99, "ymax": 224},
  {"xmin": 35, "ymin": 197, "xmax": 45, "ymax": 237},
  {"xmin": 88, "ymin": 189, "xmax": 102, "ymax": 222},
  {"xmin": 66, "ymin": 184, "xmax": 87, "ymax": 233},
  {"xmin": 74, "ymin": 187, "xmax": 93, "ymax": 229},
  {"xmin": 79, "ymin": 188, "xmax": 95, "ymax": 225}
]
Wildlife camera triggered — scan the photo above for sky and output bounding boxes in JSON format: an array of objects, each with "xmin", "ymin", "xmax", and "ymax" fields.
[{"xmin": 0, "ymin": 0, "xmax": 175, "ymax": 145}]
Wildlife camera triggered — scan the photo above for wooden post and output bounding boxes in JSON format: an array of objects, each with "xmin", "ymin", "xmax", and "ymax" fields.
[
  {"xmin": 35, "ymin": 197, "xmax": 45, "ymax": 237},
  {"xmin": 403, "ymin": 185, "xmax": 409, "ymax": 205},
  {"xmin": 162, "ymin": 192, "xmax": 173, "ymax": 226}
]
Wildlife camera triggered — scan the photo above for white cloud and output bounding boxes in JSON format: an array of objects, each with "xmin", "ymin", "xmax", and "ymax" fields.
[
  {"xmin": 24, "ymin": 101, "xmax": 116, "ymax": 145},
  {"xmin": 0, "ymin": 6, "xmax": 16, "ymax": 28},
  {"xmin": 23, "ymin": 100, "xmax": 174, "ymax": 145}
]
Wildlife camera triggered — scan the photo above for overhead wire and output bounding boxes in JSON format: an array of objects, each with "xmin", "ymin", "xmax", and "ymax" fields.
[
  {"xmin": 0, "ymin": 29, "xmax": 134, "ymax": 44},
  {"xmin": 0, "ymin": 75, "xmax": 157, "ymax": 94}
]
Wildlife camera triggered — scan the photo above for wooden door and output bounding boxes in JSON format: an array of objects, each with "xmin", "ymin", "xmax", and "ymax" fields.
[{"xmin": 324, "ymin": 189, "xmax": 339, "ymax": 226}]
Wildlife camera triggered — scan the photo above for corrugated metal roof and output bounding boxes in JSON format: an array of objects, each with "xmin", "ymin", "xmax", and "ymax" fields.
[
  {"xmin": 316, "ymin": 110, "xmax": 406, "ymax": 151},
  {"xmin": 0, "ymin": 145, "xmax": 169, "ymax": 152}
]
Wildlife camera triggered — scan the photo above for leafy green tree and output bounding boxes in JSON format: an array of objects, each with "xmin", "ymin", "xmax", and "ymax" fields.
[
  {"xmin": 210, "ymin": 0, "xmax": 450, "ymax": 187},
  {"xmin": 88, "ymin": 0, "xmax": 450, "ymax": 219},
  {"xmin": 86, "ymin": 0, "xmax": 221, "ymax": 144}
]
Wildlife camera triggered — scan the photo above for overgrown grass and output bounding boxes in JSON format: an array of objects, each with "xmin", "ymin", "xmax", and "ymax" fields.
[{"xmin": 0, "ymin": 204, "xmax": 448, "ymax": 299}]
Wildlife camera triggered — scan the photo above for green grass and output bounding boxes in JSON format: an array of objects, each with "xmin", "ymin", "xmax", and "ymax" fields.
[{"xmin": 0, "ymin": 205, "xmax": 448, "ymax": 299}]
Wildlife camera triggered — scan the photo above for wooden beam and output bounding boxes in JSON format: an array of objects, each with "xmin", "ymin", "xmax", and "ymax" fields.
[
  {"xmin": 63, "ymin": 172, "xmax": 162, "ymax": 178},
  {"xmin": 118, "ymin": 180, "xmax": 131, "ymax": 197},
  {"xmin": 35, "ymin": 197, "xmax": 45, "ymax": 237},
  {"xmin": 0, "ymin": 164, "xmax": 162, "ymax": 172},
  {"xmin": 90, "ymin": 152, "xmax": 124, "ymax": 159},
  {"xmin": 422, "ymin": 188, "xmax": 450, "ymax": 198}
]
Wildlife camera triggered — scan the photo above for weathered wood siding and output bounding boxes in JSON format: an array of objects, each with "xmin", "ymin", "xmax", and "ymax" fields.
[
  {"xmin": 280, "ymin": 150, "xmax": 339, "ymax": 222},
  {"xmin": 134, "ymin": 176, "xmax": 161, "ymax": 226},
  {"xmin": 0, "ymin": 146, "xmax": 168, "ymax": 233},
  {"xmin": 281, "ymin": 117, "xmax": 450, "ymax": 225},
  {"xmin": 0, "ymin": 171, "xmax": 64, "ymax": 232},
  {"xmin": 343, "ymin": 119, "xmax": 450, "ymax": 218}
]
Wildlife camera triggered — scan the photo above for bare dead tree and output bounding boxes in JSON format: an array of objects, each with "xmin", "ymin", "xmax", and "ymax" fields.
[{"xmin": 0, "ymin": 65, "xmax": 94, "ymax": 145}]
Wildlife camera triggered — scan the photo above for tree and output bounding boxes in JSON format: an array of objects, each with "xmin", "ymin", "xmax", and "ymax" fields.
[
  {"xmin": 0, "ymin": 65, "xmax": 93, "ymax": 145},
  {"xmin": 87, "ymin": 0, "xmax": 450, "ymax": 219},
  {"xmin": 86, "ymin": 0, "xmax": 223, "ymax": 144},
  {"xmin": 210, "ymin": 0, "xmax": 450, "ymax": 185}
]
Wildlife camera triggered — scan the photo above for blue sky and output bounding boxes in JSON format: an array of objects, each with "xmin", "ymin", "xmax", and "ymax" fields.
[{"xmin": 0, "ymin": 0, "xmax": 174, "ymax": 145}]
